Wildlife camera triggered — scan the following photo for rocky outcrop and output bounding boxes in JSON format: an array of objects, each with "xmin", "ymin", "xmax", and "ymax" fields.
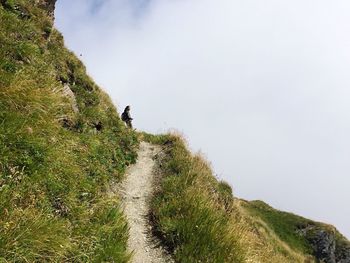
[
  {"xmin": 62, "ymin": 84, "xmax": 79, "ymax": 113},
  {"xmin": 1, "ymin": 0, "xmax": 57, "ymax": 20},
  {"xmin": 36, "ymin": 0, "xmax": 57, "ymax": 18},
  {"xmin": 335, "ymin": 240, "xmax": 350, "ymax": 263},
  {"xmin": 307, "ymin": 228, "xmax": 337, "ymax": 263},
  {"xmin": 299, "ymin": 225, "xmax": 350, "ymax": 263}
]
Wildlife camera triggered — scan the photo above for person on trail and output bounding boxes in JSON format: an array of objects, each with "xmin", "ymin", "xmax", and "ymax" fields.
[{"xmin": 121, "ymin": 105, "xmax": 133, "ymax": 129}]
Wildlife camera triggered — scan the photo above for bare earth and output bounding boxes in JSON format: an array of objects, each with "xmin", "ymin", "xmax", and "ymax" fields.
[{"xmin": 120, "ymin": 142, "xmax": 173, "ymax": 263}]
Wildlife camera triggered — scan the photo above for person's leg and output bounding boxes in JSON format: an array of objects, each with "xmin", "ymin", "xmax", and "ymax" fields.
[{"xmin": 127, "ymin": 121, "xmax": 133, "ymax": 129}]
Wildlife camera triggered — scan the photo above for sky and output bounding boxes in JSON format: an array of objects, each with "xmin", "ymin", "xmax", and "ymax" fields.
[{"xmin": 55, "ymin": 0, "xmax": 350, "ymax": 238}]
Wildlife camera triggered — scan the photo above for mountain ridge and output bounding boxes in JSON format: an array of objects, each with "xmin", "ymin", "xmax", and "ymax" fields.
[
  {"xmin": 0, "ymin": 1, "xmax": 349, "ymax": 262},
  {"xmin": 144, "ymin": 133, "xmax": 350, "ymax": 262}
]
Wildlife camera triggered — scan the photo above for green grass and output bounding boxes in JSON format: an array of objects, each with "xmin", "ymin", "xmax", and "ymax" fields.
[
  {"xmin": 147, "ymin": 133, "xmax": 329, "ymax": 263},
  {"xmin": 139, "ymin": 132, "xmax": 171, "ymax": 145},
  {"xmin": 242, "ymin": 200, "xmax": 313, "ymax": 255},
  {"xmin": 0, "ymin": 1, "xmax": 138, "ymax": 261},
  {"xmin": 147, "ymin": 132, "xmax": 302, "ymax": 263},
  {"xmin": 1, "ymin": 1, "xmax": 348, "ymax": 262},
  {"xmin": 149, "ymin": 134, "xmax": 245, "ymax": 263},
  {"xmin": 241, "ymin": 200, "xmax": 350, "ymax": 262}
]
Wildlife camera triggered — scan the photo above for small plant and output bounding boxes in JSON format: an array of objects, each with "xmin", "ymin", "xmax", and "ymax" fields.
[
  {"xmin": 1, "ymin": 0, "xmax": 16, "ymax": 11},
  {"xmin": 14, "ymin": 42, "xmax": 39, "ymax": 63},
  {"xmin": 1, "ymin": 61, "xmax": 17, "ymax": 73}
]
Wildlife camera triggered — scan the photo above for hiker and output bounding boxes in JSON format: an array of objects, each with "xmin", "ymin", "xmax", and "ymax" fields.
[{"xmin": 121, "ymin": 105, "xmax": 133, "ymax": 129}]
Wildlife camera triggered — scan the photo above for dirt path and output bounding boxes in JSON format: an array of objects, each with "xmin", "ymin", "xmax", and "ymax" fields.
[{"xmin": 120, "ymin": 142, "xmax": 173, "ymax": 263}]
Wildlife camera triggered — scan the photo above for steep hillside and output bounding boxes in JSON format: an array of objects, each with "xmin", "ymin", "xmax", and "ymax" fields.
[
  {"xmin": 242, "ymin": 200, "xmax": 350, "ymax": 263},
  {"xmin": 144, "ymin": 133, "xmax": 350, "ymax": 263},
  {"xmin": 1, "ymin": 1, "xmax": 349, "ymax": 263},
  {"xmin": 0, "ymin": 1, "xmax": 137, "ymax": 261}
]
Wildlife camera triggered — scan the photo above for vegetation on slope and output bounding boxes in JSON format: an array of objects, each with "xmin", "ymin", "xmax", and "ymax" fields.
[
  {"xmin": 0, "ymin": 1, "xmax": 138, "ymax": 261},
  {"xmin": 145, "ymin": 134, "xmax": 244, "ymax": 262},
  {"xmin": 144, "ymin": 133, "xmax": 319, "ymax": 263},
  {"xmin": 243, "ymin": 200, "xmax": 350, "ymax": 263},
  {"xmin": 1, "ymin": 1, "xmax": 349, "ymax": 262},
  {"xmin": 242, "ymin": 200, "xmax": 314, "ymax": 254},
  {"xmin": 145, "ymin": 132, "xmax": 350, "ymax": 263}
]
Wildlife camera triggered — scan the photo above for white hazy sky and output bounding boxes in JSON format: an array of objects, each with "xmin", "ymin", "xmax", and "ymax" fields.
[{"xmin": 55, "ymin": 0, "xmax": 350, "ymax": 238}]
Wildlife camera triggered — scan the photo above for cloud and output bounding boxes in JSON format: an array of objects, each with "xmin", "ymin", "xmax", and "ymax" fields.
[{"xmin": 56, "ymin": 0, "xmax": 350, "ymax": 238}]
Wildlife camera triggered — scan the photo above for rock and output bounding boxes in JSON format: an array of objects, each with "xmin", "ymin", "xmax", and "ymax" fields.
[
  {"xmin": 26, "ymin": 127, "xmax": 33, "ymax": 134},
  {"xmin": 299, "ymin": 225, "xmax": 350, "ymax": 263},
  {"xmin": 52, "ymin": 197, "xmax": 70, "ymax": 217},
  {"xmin": 36, "ymin": 0, "xmax": 57, "ymax": 18},
  {"xmin": 336, "ymin": 241, "xmax": 350, "ymax": 263},
  {"xmin": 308, "ymin": 229, "xmax": 336, "ymax": 263},
  {"xmin": 93, "ymin": 121, "xmax": 103, "ymax": 131},
  {"xmin": 62, "ymin": 84, "xmax": 79, "ymax": 113},
  {"xmin": 59, "ymin": 117, "xmax": 74, "ymax": 130}
]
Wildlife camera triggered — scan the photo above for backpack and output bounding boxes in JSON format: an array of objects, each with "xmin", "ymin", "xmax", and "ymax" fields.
[{"xmin": 121, "ymin": 111, "xmax": 128, "ymax": 121}]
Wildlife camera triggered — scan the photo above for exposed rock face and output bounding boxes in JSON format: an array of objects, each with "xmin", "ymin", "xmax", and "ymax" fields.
[
  {"xmin": 62, "ymin": 84, "xmax": 79, "ymax": 113},
  {"xmin": 36, "ymin": 0, "xmax": 57, "ymax": 18},
  {"xmin": 308, "ymin": 229, "xmax": 337, "ymax": 263},
  {"xmin": 336, "ymin": 241, "xmax": 350, "ymax": 263},
  {"xmin": 300, "ymin": 225, "xmax": 350, "ymax": 263}
]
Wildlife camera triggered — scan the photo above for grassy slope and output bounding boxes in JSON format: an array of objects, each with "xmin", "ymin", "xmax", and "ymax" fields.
[
  {"xmin": 242, "ymin": 200, "xmax": 350, "ymax": 262},
  {"xmin": 144, "ymin": 134, "xmax": 244, "ymax": 263},
  {"xmin": 143, "ymin": 133, "xmax": 350, "ymax": 263},
  {"xmin": 241, "ymin": 200, "xmax": 314, "ymax": 254},
  {"xmin": 1, "ymin": 1, "xmax": 348, "ymax": 262},
  {"xmin": 0, "ymin": 1, "xmax": 138, "ymax": 262}
]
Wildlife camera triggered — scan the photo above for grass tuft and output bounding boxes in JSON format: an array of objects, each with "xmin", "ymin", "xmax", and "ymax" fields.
[
  {"xmin": 149, "ymin": 133, "xmax": 320, "ymax": 262},
  {"xmin": 0, "ymin": 1, "xmax": 138, "ymax": 261}
]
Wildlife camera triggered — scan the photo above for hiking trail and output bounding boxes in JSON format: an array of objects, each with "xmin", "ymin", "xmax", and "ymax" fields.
[{"xmin": 118, "ymin": 142, "xmax": 173, "ymax": 263}]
